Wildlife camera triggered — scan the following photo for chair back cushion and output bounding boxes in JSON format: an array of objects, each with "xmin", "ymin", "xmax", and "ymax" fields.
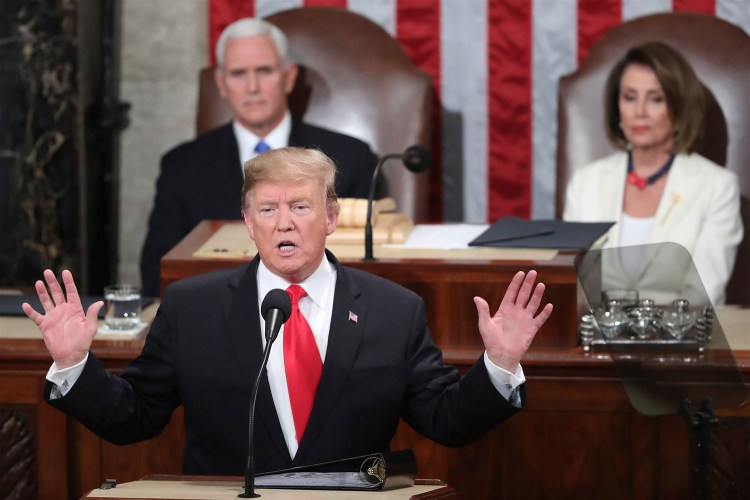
[{"xmin": 197, "ymin": 7, "xmax": 433, "ymax": 221}]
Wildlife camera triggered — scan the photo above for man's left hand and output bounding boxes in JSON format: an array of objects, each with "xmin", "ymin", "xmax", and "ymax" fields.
[{"xmin": 473, "ymin": 270, "xmax": 553, "ymax": 373}]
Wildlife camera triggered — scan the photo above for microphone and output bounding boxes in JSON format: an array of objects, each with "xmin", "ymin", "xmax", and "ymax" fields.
[
  {"xmin": 364, "ymin": 145, "xmax": 432, "ymax": 261},
  {"xmin": 261, "ymin": 288, "xmax": 292, "ymax": 343},
  {"xmin": 240, "ymin": 289, "xmax": 292, "ymax": 498}
]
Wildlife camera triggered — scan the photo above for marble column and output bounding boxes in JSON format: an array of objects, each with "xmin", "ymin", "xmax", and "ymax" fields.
[
  {"xmin": 0, "ymin": 0, "xmax": 81, "ymax": 287},
  {"xmin": 117, "ymin": 0, "xmax": 208, "ymax": 286}
]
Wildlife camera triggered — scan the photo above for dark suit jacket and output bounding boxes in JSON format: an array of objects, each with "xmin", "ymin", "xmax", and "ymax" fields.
[
  {"xmin": 48, "ymin": 252, "xmax": 523, "ymax": 475},
  {"xmin": 139, "ymin": 121, "xmax": 376, "ymax": 297}
]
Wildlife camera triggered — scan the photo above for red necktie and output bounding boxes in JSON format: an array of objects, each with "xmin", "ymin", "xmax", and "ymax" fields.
[{"xmin": 284, "ymin": 285, "xmax": 322, "ymax": 443}]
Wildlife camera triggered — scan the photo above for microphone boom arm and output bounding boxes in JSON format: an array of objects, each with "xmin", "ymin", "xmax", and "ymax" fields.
[
  {"xmin": 363, "ymin": 145, "xmax": 430, "ymax": 261},
  {"xmin": 364, "ymin": 154, "xmax": 401, "ymax": 261}
]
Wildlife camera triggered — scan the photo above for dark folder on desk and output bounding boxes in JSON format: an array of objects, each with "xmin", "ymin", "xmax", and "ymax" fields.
[
  {"xmin": 255, "ymin": 449, "xmax": 416, "ymax": 491},
  {"xmin": 469, "ymin": 216, "xmax": 614, "ymax": 250}
]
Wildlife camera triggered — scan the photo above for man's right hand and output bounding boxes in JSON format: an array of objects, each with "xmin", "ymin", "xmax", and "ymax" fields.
[{"xmin": 22, "ymin": 269, "xmax": 103, "ymax": 369}]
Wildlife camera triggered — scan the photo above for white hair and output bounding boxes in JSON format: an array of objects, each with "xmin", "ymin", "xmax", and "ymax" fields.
[{"xmin": 214, "ymin": 18, "xmax": 291, "ymax": 67}]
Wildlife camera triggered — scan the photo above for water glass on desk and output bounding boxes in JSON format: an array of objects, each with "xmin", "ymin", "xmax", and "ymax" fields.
[{"xmin": 104, "ymin": 284, "xmax": 141, "ymax": 330}]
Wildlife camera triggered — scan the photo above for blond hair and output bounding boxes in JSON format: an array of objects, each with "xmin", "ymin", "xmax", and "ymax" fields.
[{"xmin": 241, "ymin": 147, "xmax": 340, "ymax": 214}]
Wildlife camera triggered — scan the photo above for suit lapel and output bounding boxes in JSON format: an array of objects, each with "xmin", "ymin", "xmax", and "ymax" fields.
[
  {"xmin": 292, "ymin": 252, "xmax": 368, "ymax": 465},
  {"xmin": 222, "ymin": 259, "xmax": 262, "ymax": 385},
  {"xmin": 223, "ymin": 256, "xmax": 291, "ymax": 464},
  {"xmin": 195, "ymin": 123, "xmax": 245, "ymax": 220},
  {"xmin": 287, "ymin": 119, "xmax": 305, "ymax": 147},
  {"xmin": 637, "ymin": 156, "xmax": 698, "ymax": 283},
  {"xmin": 603, "ymin": 153, "xmax": 628, "ymax": 248},
  {"xmin": 216, "ymin": 123, "xmax": 244, "ymax": 194},
  {"xmin": 650, "ymin": 156, "xmax": 695, "ymax": 243}
]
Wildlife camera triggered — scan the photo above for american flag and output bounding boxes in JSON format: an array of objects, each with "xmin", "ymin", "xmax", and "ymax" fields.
[
  {"xmin": 209, "ymin": 0, "xmax": 750, "ymax": 223},
  {"xmin": 348, "ymin": 311, "xmax": 358, "ymax": 323}
]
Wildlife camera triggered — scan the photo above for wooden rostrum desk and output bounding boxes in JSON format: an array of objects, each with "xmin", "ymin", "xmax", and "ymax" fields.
[
  {"xmin": 157, "ymin": 221, "xmax": 750, "ymax": 499},
  {"xmin": 1, "ymin": 221, "xmax": 747, "ymax": 499}
]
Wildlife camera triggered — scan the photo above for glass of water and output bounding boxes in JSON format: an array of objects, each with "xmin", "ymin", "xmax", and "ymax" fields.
[{"xmin": 104, "ymin": 284, "xmax": 142, "ymax": 330}]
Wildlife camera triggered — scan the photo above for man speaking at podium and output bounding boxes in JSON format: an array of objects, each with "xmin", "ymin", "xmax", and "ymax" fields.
[{"xmin": 23, "ymin": 148, "xmax": 553, "ymax": 475}]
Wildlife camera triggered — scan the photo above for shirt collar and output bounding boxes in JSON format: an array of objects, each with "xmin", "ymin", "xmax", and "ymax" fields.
[
  {"xmin": 257, "ymin": 253, "xmax": 335, "ymax": 310},
  {"xmin": 233, "ymin": 111, "xmax": 292, "ymax": 166}
]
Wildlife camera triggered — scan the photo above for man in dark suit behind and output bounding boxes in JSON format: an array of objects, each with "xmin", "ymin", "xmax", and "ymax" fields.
[
  {"xmin": 24, "ymin": 147, "xmax": 553, "ymax": 476},
  {"xmin": 140, "ymin": 17, "xmax": 376, "ymax": 297}
]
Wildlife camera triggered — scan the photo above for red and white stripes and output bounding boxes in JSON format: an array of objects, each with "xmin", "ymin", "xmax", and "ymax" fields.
[{"xmin": 210, "ymin": 0, "xmax": 750, "ymax": 222}]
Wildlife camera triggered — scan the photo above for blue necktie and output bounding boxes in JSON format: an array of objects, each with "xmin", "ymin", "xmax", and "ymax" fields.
[{"xmin": 254, "ymin": 140, "xmax": 271, "ymax": 154}]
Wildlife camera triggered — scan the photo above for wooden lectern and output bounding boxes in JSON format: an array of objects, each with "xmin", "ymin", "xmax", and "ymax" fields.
[
  {"xmin": 160, "ymin": 220, "xmax": 585, "ymax": 352},
  {"xmin": 3, "ymin": 221, "xmax": 749, "ymax": 499}
]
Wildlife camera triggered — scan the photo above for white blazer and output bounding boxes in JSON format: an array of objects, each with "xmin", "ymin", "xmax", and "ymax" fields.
[{"xmin": 564, "ymin": 152, "xmax": 743, "ymax": 305}]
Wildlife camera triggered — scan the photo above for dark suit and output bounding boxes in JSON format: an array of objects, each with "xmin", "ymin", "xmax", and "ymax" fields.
[
  {"xmin": 139, "ymin": 121, "xmax": 376, "ymax": 297},
  {"xmin": 48, "ymin": 252, "xmax": 523, "ymax": 475}
]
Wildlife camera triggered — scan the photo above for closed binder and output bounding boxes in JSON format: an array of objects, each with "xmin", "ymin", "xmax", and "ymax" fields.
[{"xmin": 254, "ymin": 449, "xmax": 416, "ymax": 491}]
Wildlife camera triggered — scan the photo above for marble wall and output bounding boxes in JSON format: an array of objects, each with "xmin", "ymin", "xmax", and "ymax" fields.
[
  {"xmin": 117, "ymin": 0, "xmax": 208, "ymax": 286},
  {"xmin": 0, "ymin": 0, "xmax": 81, "ymax": 287}
]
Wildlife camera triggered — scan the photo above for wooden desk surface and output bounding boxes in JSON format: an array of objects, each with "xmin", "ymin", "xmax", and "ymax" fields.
[
  {"xmin": 0, "ymin": 302, "xmax": 160, "ymax": 368},
  {"xmin": 160, "ymin": 220, "xmax": 583, "ymax": 350},
  {"xmin": 83, "ymin": 476, "xmax": 453, "ymax": 500},
  {"xmin": 161, "ymin": 221, "xmax": 576, "ymax": 291}
]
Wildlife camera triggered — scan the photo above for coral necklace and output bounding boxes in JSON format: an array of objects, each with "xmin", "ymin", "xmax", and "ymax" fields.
[{"xmin": 627, "ymin": 152, "xmax": 675, "ymax": 189}]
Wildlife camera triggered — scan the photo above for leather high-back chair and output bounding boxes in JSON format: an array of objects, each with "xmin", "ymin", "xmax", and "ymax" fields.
[
  {"xmin": 556, "ymin": 12, "xmax": 750, "ymax": 304},
  {"xmin": 197, "ymin": 7, "xmax": 433, "ymax": 222}
]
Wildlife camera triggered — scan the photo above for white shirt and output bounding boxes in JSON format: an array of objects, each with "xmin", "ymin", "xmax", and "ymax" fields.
[
  {"xmin": 233, "ymin": 111, "xmax": 292, "ymax": 172},
  {"xmin": 619, "ymin": 213, "xmax": 656, "ymax": 280},
  {"xmin": 256, "ymin": 256, "xmax": 336, "ymax": 458}
]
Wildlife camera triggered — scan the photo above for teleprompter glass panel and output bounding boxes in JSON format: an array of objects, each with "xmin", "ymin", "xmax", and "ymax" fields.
[{"xmin": 575, "ymin": 242, "xmax": 747, "ymax": 416}]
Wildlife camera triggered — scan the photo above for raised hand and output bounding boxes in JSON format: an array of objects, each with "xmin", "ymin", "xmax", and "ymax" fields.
[
  {"xmin": 22, "ymin": 269, "xmax": 103, "ymax": 369},
  {"xmin": 473, "ymin": 270, "xmax": 553, "ymax": 373}
]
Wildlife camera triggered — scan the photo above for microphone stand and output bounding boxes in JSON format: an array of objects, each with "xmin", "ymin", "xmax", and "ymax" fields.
[
  {"xmin": 364, "ymin": 154, "xmax": 401, "ymax": 261},
  {"xmin": 239, "ymin": 310, "xmax": 284, "ymax": 498},
  {"xmin": 680, "ymin": 397, "xmax": 719, "ymax": 500},
  {"xmin": 239, "ymin": 339, "xmax": 273, "ymax": 498}
]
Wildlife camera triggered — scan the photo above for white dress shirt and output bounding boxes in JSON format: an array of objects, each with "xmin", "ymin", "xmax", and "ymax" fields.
[
  {"xmin": 256, "ymin": 256, "xmax": 336, "ymax": 458},
  {"xmin": 619, "ymin": 213, "xmax": 655, "ymax": 280},
  {"xmin": 233, "ymin": 111, "xmax": 292, "ymax": 172}
]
